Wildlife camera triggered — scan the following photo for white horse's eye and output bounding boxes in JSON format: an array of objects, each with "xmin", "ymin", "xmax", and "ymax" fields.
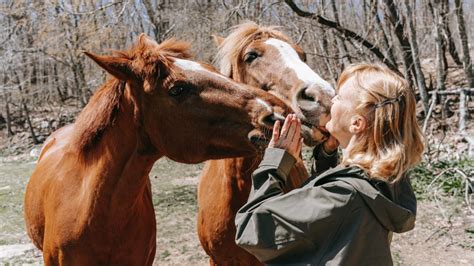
[{"xmin": 244, "ymin": 51, "xmax": 260, "ymax": 63}]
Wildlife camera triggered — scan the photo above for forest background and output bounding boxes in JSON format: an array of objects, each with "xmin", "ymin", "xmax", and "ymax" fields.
[{"xmin": 0, "ymin": 0, "xmax": 472, "ymax": 264}]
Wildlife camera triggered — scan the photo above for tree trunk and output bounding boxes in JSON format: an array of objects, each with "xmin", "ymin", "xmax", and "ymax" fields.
[
  {"xmin": 13, "ymin": 71, "xmax": 39, "ymax": 144},
  {"xmin": 382, "ymin": 0, "xmax": 415, "ymax": 88},
  {"xmin": 459, "ymin": 89, "xmax": 467, "ymax": 133},
  {"xmin": 317, "ymin": 1, "xmax": 337, "ymax": 83},
  {"xmin": 22, "ymin": 100, "xmax": 39, "ymax": 144},
  {"xmin": 371, "ymin": 0, "xmax": 397, "ymax": 67},
  {"xmin": 432, "ymin": 0, "xmax": 447, "ymax": 91},
  {"xmin": 441, "ymin": 0, "xmax": 462, "ymax": 66},
  {"xmin": 4, "ymin": 93, "xmax": 14, "ymax": 137},
  {"xmin": 53, "ymin": 64, "xmax": 65, "ymax": 102},
  {"xmin": 405, "ymin": 0, "xmax": 429, "ymax": 113},
  {"xmin": 330, "ymin": 0, "xmax": 351, "ymax": 67},
  {"xmin": 142, "ymin": 0, "xmax": 170, "ymax": 42},
  {"xmin": 454, "ymin": 0, "xmax": 474, "ymax": 88}
]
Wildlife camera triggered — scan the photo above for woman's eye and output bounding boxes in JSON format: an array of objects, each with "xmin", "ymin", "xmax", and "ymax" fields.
[
  {"xmin": 168, "ymin": 86, "xmax": 186, "ymax": 97},
  {"xmin": 244, "ymin": 52, "xmax": 259, "ymax": 63}
]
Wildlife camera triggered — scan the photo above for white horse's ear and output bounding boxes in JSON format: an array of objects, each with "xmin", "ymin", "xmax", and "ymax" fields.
[{"xmin": 212, "ymin": 35, "xmax": 225, "ymax": 46}]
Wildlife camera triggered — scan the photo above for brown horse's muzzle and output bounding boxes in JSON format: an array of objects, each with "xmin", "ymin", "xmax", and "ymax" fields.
[{"xmin": 248, "ymin": 96, "xmax": 289, "ymax": 148}]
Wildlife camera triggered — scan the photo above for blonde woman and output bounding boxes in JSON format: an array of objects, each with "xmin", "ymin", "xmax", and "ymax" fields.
[{"xmin": 235, "ymin": 63, "xmax": 424, "ymax": 265}]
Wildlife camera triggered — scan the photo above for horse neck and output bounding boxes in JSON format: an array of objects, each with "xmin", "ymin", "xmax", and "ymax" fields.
[
  {"xmin": 223, "ymin": 155, "xmax": 263, "ymax": 191},
  {"xmin": 81, "ymin": 89, "xmax": 161, "ymax": 218}
]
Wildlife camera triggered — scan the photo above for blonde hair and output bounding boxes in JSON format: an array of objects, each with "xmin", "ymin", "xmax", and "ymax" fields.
[{"xmin": 339, "ymin": 63, "xmax": 425, "ymax": 182}]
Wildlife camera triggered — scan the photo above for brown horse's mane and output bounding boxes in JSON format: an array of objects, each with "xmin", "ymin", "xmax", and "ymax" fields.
[
  {"xmin": 214, "ymin": 22, "xmax": 293, "ymax": 78},
  {"xmin": 72, "ymin": 38, "xmax": 192, "ymax": 155}
]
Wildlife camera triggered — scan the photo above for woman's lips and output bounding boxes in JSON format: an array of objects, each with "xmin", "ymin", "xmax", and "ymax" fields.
[
  {"xmin": 318, "ymin": 126, "xmax": 329, "ymax": 134},
  {"xmin": 301, "ymin": 121, "xmax": 330, "ymax": 139}
]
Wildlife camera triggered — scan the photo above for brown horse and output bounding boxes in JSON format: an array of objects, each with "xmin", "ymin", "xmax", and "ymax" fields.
[
  {"xmin": 23, "ymin": 34, "xmax": 291, "ymax": 265},
  {"xmin": 197, "ymin": 22, "xmax": 335, "ymax": 265}
]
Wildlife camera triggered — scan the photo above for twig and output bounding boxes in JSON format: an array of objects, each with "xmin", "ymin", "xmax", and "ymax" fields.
[
  {"xmin": 428, "ymin": 88, "xmax": 474, "ymax": 95},
  {"xmin": 162, "ymin": 24, "xmax": 176, "ymax": 39},
  {"xmin": 427, "ymin": 168, "xmax": 456, "ymax": 190},
  {"xmin": 422, "ymin": 91, "xmax": 438, "ymax": 134},
  {"xmin": 425, "ymin": 225, "xmax": 449, "ymax": 242},
  {"xmin": 295, "ymin": 30, "xmax": 307, "ymax": 45},
  {"xmin": 306, "ymin": 51, "xmax": 354, "ymax": 60},
  {"xmin": 426, "ymin": 168, "xmax": 473, "ymax": 213},
  {"xmin": 60, "ymin": 1, "xmax": 125, "ymax": 16},
  {"xmin": 433, "ymin": 189, "xmax": 450, "ymax": 222},
  {"xmin": 257, "ymin": 1, "xmax": 281, "ymax": 22}
]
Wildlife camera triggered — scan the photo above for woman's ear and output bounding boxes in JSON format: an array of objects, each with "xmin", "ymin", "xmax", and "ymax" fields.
[{"xmin": 349, "ymin": 115, "xmax": 367, "ymax": 134}]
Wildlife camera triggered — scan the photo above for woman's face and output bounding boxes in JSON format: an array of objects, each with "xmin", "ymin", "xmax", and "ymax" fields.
[{"xmin": 325, "ymin": 77, "xmax": 360, "ymax": 148}]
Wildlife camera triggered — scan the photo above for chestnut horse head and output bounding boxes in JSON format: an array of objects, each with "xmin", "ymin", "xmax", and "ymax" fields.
[
  {"xmin": 214, "ymin": 22, "xmax": 335, "ymax": 146},
  {"xmin": 78, "ymin": 34, "xmax": 288, "ymax": 163}
]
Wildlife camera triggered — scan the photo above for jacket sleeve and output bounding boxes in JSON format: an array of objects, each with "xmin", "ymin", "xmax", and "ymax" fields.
[
  {"xmin": 310, "ymin": 144, "xmax": 339, "ymax": 176},
  {"xmin": 235, "ymin": 148, "xmax": 357, "ymax": 263}
]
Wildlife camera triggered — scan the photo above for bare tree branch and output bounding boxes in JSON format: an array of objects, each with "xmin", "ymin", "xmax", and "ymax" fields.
[
  {"xmin": 59, "ymin": 0, "xmax": 125, "ymax": 16},
  {"xmin": 284, "ymin": 0, "xmax": 400, "ymax": 73}
]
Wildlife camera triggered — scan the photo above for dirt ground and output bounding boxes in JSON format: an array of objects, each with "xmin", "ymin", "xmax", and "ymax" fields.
[{"xmin": 0, "ymin": 156, "xmax": 473, "ymax": 265}]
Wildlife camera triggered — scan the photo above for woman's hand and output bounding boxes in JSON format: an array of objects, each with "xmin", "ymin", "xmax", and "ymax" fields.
[{"xmin": 268, "ymin": 114, "xmax": 303, "ymax": 159}]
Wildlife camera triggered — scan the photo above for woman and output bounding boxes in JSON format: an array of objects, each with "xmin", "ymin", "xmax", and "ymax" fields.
[{"xmin": 235, "ymin": 63, "xmax": 424, "ymax": 265}]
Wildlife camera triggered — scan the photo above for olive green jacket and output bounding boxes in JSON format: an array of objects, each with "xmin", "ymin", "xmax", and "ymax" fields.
[{"xmin": 235, "ymin": 148, "xmax": 417, "ymax": 265}]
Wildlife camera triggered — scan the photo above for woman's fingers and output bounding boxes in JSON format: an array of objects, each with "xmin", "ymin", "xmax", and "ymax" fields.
[
  {"xmin": 273, "ymin": 120, "xmax": 281, "ymax": 140},
  {"xmin": 289, "ymin": 119, "xmax": 301, "ymax": 156},
  {"xmin": 292, "ymin": 117, "xmax": 301, "ymax": 142},
  {"xmin": 269, "ymin": 114, "xmax": 302, "ymax": 157},
  {"xmin": 296, "ymin": 138, "xmax": 303, "ymax": 156},
  {"xmin": 268, "ymin": 120, "xmax": 281, "ymax": 148},
  {"xmin": 279, "ymin": 114, "xmax": 292, "ymax": 138},
  {"xmin": 286, "ymin": 115, "xmax": 297, "ymax": 141}
]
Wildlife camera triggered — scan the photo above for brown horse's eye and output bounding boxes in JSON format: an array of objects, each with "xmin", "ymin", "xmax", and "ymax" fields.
[
  {"xmin": 168, "ymin": 86, "xmax": 187, "ymax": 97},
  {"xmin": 244, "ymin": 51, "xmax": 260, "ymax": 63}
]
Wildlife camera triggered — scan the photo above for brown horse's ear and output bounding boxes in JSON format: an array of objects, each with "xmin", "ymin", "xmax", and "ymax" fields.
[
  {"xmin": 84, "ymin": 52, "xmax": 133, "ymax": 81},
  {"xmin": 212, "ymin": 34, "xmax": 225, "ymax": 47},
  {"xmin": 138, "ymin": 33, "xmax": 160, "ymax": 49}
]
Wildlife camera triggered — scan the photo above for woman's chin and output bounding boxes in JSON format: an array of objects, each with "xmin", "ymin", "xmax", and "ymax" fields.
[{"xmin": 325, "ymin": 123, "xmax": 333, "ymax": 135}]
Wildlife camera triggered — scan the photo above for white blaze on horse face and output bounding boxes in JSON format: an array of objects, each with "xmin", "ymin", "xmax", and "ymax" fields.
[
  {"xmin": 264, "ymin": 38, "xmax": 334, "ymax": 96},
  {"xmin": 174, "ymin": 58, "xmax": 206, "ymax": 72},
  {"xmin": 173, "ymin": 58, "xmax": 231, "ymax": 82},
  {"xmin": 256, "ymin": 98, "xmax": 272, "ymax": 113}
]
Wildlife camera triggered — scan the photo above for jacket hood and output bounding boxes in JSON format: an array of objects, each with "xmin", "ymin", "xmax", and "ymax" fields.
[{"xmin": 309, "ymin": 165, "xmax": 417, "ymax": 233}]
